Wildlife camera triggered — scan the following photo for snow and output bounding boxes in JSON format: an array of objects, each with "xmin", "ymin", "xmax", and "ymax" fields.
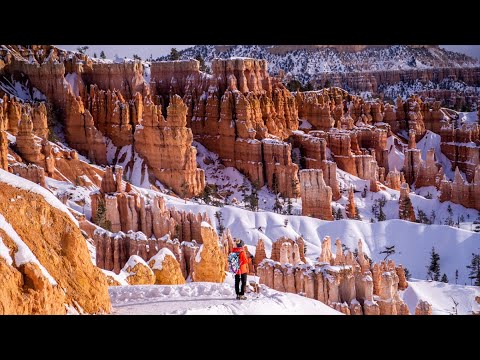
[
  {"xmin": 299, "ymin": 119, "xmax": 313, "ymax": 130},
  {"xmin": 109, "ymin": 282, "xmax": 341, "ymax": 315},
  {"xmin": 162, "ymin": 45, "xmax": 479, "ymax": 87},
  {"xmin": 0, "ymin": 169, "xmax": 78, "ymax": 226},
  {"xmin": 158, "ymin": 191, "xmax": 480, "ymax": 284},
  {"xmin": 195, "ymin": 245, "xmax": 204, "ymax": 263},
  {"xmin": 149, "ymin": 248, "xmax": 175, "ymax": 270},
  {"xmin": 101, "ymin": 269, "xmax": 128, "ymax": 286},
  {"xmin": 401, "ymin": 279, "xmax": 480, "ymax": 315},
  {"xmin": 201, "ymin": 221, "xmax": 212, "ymax": 228},
  {"xmin": 458, "ymin": 111, "xmax": 478, "ymax": 125},
  {"xmin": 123, "ymin": 255, "xmax": 149, "ymax": 273},
  {"xmin": 0, "ymin": 75, "xmax": 46, "ymax": 102},
  {"xmin": 416, "ymin": 130, "xmax": 456, "ymax": 180},
  {"xmin": 0, "ymin": 213, "xmax": 57, "ymax": 285},
  {"xmin": 386, "ymin": 135, "xmax": 405, "ymax": 171},
  {"xmin": 65, "ymin": 73, "xmax": 79, "ymax": 96}
]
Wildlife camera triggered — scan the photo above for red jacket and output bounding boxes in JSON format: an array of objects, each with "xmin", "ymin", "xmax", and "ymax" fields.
[{"xmin": 232, "ymin": 247, "xmax": 248, "ymax": 275}]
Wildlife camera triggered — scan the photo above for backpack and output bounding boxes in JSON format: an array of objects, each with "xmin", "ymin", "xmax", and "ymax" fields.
[{"xmin": 228, "ymin": 252, "xmax": 240, "ymax": 274}]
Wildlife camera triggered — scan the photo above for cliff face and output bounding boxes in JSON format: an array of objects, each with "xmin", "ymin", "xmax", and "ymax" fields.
[
  {"xmin": 150, "ymin": 58, "xmax": 300, "ymax": 197},
  {"xmin": 134, "ymin": 94, "xmax": 205, "ymax": 197},
  {"xmin": 0, "ymin": 170, "xmax": 111, "ymax": 314}
]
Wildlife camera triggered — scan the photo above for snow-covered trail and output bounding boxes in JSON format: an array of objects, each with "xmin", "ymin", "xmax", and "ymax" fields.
[{"xmin": 109, "ymin": 282, "xmax": 341, "ymax": 315}]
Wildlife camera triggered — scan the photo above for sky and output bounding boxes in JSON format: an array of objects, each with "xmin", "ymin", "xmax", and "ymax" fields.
[{"xmin": 56, "ymin": 45, "xmax": 480, "ymax": 61}]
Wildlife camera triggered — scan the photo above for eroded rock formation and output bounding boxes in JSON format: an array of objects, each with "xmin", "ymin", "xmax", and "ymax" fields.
[
  {"xmin": 148, "ymin": 248, "xmax": 186, "ymax": 285},
  {"xmin": 0, "ymin": 169, "xmax": 110, "ymax": 314},
  {"xmin": 300, "ymin": 169, "xmax": 333, "ymax": 220},
  {"xmin": 91, "ymin": 166, "xmax": 212, "ymax": 241},
  {"xmin": 191, "ymin": 222, "xmax": 226, "ymax": 283},
  {"xmin": 258, "ymin": 236, "xmax": 411, "ymax": 315}
]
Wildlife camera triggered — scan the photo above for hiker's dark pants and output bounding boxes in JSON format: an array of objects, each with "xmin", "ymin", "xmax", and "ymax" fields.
[{"xmin": 235, "ymin": 273, "xmax": 247, "ymax": 295}]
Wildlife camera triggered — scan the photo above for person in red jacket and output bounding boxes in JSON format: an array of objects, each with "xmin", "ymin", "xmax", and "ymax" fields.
[{"xmin": 232, "ymin": 239, "xmax": 249, "ymax": 300}]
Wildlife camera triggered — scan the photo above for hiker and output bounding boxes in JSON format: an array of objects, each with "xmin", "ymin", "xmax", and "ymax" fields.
[{"xmin": 231, "ymin": 239, "xmax": 249, "ymax": 300}]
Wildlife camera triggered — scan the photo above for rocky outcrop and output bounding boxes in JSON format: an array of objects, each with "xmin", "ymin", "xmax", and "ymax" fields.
[
  {"xmin": 253, "ymin": 238, "xmax": 267, "ymax": 268},
  {"xmin": 415, "ymin": 300, "xmax": 433, "ymax": 315},
  {"xmin": 15, "ymin": 110, "xmax": 43, "ymax": 164},
  {"xmin": 270, "ymin": 237, "xmax": 305, "ymax": 264},
  {"xmin": 258, "ymin": 236, "xmax": 410, "ymax": 315},
  {"xmin": 9, "ymin": 163, "xmax": 46, "ymax": 187},
  {"xmin": 299, "ymin": 169, "xmax": 333, "ymax": 220},
  {"xmin": 91, "ymin": 166, "xmax": 212, "ymax": 242},
  {"xmin": 415, "ymin": 148, "xmax": 443, "ymax": 188},
  {"xmin": 345, "ymin": 186, "xmax": 357, "ymax": 219},
  {"xmin": 65, "ymin": 90, "xmax": 108, "ymax": 165},
  {"xmin": 94, "ymin": 229, "xmax": 195, "ymax": 279},
  {"xmin": 385, "ymin": 168, "xmax": 403, "ymax": 190},
  {"xmin": 154, "ymin": 58, "xmax": 300, "ymax": 196},
  {"xmin": 404, "ymin": 129, "xmax": 423, "ymax": 185},
  {"xmin": 440, "ymin": 123, "xmax": 480, "ymax": 183},
  {"xmin": 134, "ymin": 94, "xmax": 205, "ymax": 197},
  {"xmin": 122, "ymin": 255, "xmax": 155, "ymax": 285},
  {"xmin": 148, "ymin": 248, "xmax": 186, "ymax": 285},
  {"xmin": 0, "ymin": 169, "xmax": 110, "ymax": 314},
  {"xmin": 191, "ymin": 222, "xmax": 226, "ymax": 283},
  {"xmin": 439, "ymin": 166, "xmax": 480, "ymax": 210}
]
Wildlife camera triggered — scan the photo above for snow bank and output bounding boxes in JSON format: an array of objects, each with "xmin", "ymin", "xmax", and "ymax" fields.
[{"xmin": 0, "ymin": 169, "xmax": 78, "ymax": 226}]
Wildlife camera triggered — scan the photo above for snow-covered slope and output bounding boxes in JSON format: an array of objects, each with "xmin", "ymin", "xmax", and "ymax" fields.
[
  {"xmin": 152, "ymin": 188, "xmax": 480, "ymax": 284},
  {"xmin": 401, "ymin": 279, "xmax": 480, "ymax": 315},
  {"xmin": 159, "ymin": 45, "xmax": 479, "ymax": 85},
  {"xmin": 109, "ymin": 282, "xmax": 341, "ymax": 315}
]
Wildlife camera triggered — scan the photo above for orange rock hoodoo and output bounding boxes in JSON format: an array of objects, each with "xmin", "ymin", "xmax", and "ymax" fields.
[{"xmin": 299, "ymin": 169, "xmax": 333, "ymax": 220}]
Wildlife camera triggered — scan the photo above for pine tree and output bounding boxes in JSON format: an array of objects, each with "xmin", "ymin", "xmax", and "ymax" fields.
[
  {"xmin": 194, "ymin": 54, "xmax": 208, "ymax": 73},
  {"xmin": 429, "ymin": 210, "xmax": 437, "ymax": 224},
  {"xmin": 100, "ymin": 50, "xmax": 106, "ymax": 59},
  {"xmin": 133, "ymin": 54, "xmax": 141, "ymax": 61},
  {"xmin": 291, "ymin": 178, "xmax": 300, "ymax": 202},
  {"xmin": 287, "ymin": 198, "xmax": 293, "ymax": 215},
  {"xmin": 93, "ymin": 53, "xmax": 97, "ymax": 58},
  {"xmin": 214, "ymin": 211, "xmax": 225, "ymax": 236},
  {"xmin": 466, "ymin": 253, "xmax": 480, "ymax": 286},
  {"xmin": 427, "ymin": 247, "xmax": 441, "ymax": 281},
  {"xmin": 180, "ymin": 181, "xmax": 189, "ymax": 203},
  {"xmin": 441, "ymin": 273, "xmax": 449, "ymax": 283},
  {"xmin": 379, "ymin": 245, "xmax": 395, "ymax": 261},
  {"xmin": 378, "ymin": 206, "xmax": 386, "ymax": 221},
  {"xmin": 354, "ymin": 206, "xmax": 361, "ymax": 220},
  {"xmin": 170, "ymin": 48, "xmax": 180, "ymax": 60},
  {"xmin": 455, "ymin": 269, "xmax": 459, "ymax": 284},
  {"xmin": 76, "ymin": 46, "xmax": 89, "ymax": 54},
  {"xmin": 447, "ymin": 204, "xmax": 453, "ymax": 216},
  {"xmin": 361, "ymin": 185, "xmax": 368, "ymax": 198},
  {"xmin": 404, "ymin": 267, "xmax": 411, "ymax": 280},
  {"xmin": 284, "ymin": 218, "xmax": 289, "ymax": 227},
  {"xmin": 93, "ymin": 197, "xmax": 112, "ymax": 231},
  {"xmin": 336, "ymin": 208, "xmax": 344, "ymax": 220}
]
